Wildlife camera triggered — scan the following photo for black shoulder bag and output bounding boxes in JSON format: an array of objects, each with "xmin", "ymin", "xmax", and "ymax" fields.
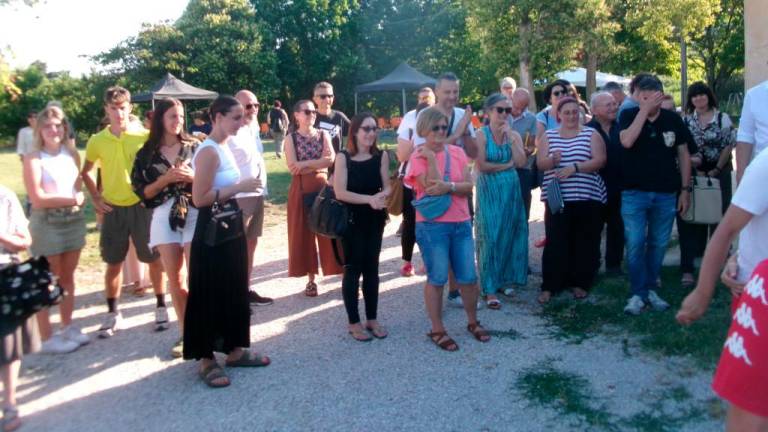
[
  {"xmin": 308, "ymin": 151, "xmax": 352, "ymax": 240},
  {"xmin": 203, "ymin": 190, "xmax": 244, "ymax": 247}
]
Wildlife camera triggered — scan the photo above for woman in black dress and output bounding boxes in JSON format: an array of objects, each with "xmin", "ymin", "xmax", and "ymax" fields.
[
  {"xmin": 184, "ymin": 96, "xmax": 269, "ymax": 388},
  {"xmin": 333, "ymin": 113, "xmax": 391, "ymax": 341}
]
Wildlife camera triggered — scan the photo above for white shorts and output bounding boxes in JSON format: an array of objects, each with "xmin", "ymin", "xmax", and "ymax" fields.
[{"xmin": 148, "ymin": 199, "xmax": 199, "ymax": 248}]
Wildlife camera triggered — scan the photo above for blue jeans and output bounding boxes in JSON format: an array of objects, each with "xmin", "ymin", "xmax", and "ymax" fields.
[
  {"xmin": 415, "ymin": 221, "xmax": 477, "ymax": 287},
  {"xmin": 621, "ymin": 190, "xmax": 677, "ymax": 299}
]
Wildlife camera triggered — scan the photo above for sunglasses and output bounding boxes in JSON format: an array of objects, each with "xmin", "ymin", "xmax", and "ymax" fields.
[
  {"xmin": 316, "ymin": 94, "xmax": 334, "ymax": 99},
  {"xmin": 552, "ymin": 90, "xmax": 570, "ymax": 97},
  {"xmin": 431, "ymin": 125, "xmax": 449, "ymax": 132},
  {"xmin": 245, "ymin": 103, "xmax": 260, "ymax": 110},
  {"xmin": 299, "ymin": 109, "xmax": 317, "ymax": 116},
  {"xmin": 360, "ymin": 126, "xmax": 379, "ymax": 133},
  {"xmin": 494, "ymin": 107, "xmax": 513, "ymax": 114}
]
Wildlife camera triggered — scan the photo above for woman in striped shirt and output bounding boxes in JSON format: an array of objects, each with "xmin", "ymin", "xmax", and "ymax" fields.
[{"xmin": 536, "ymin": 97, "xmax": 607, "ymax": 304}]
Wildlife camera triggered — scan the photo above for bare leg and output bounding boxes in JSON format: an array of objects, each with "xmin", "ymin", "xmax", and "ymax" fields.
[
  {"xmin": 156, "ymin": 244, "xmax": 187, "ymax": 333},
  {"xmin": 459, "ymin": 283, "xmax": 480, "ymax": 324},
  {"xmin": 55, "ymin": 249, "xmax": 81, "ymax": 328},
  {"xmin": 148, "ymin": 259, "xmax": 164, "ymax": 296},
  {"xmin": 423, "ymin": 283, "xmax": 445, "ymax": 333},
  {"xmin": 726, "ymin": 405, "xmax": 768, "ymax": 432},
  {"xmin": 246, "ymin": 238, "xmax": 257, "ymax": 279},
  {"xmin": 105, "ymin": 262, "xmax": 123, "ymax": 302},
  {"xmin": 1, "ymin": 360, "xmax": 20, "ymax": 407}
]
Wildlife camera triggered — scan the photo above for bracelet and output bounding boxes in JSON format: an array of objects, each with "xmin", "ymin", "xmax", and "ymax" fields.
[
  {"xmin": 573, "ymin": 163, "xmax": 579, "ymax": 173},
  {"xmin": 450, "ymin": 182, "xmax": 456, "ymax": 193}
]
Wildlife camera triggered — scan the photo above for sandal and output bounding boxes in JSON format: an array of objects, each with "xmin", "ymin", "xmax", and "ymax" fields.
[
  {"xmin": 572, "ymin": 288, "xmax": 589, "ymax": 300},
  {"xmin": 2, "ymin": 406, "xmax": 20, "ymax": 432},
  {"xmin": 538, "ymin": 291, "xmax": 552, "ymax": 305},
  {"xmin": 486, "ymin": 297, "xmax": 501, "ymax": 310},
  {"xmin": 304, "ymin": 282, "xmax": 318, "ymax": 297},
  {"xmin": 681, "ymin": 273, "xmax": 695, "ymax": 288},
  {"xmin": 365, "ymin": 324, "xmax": 388, "ymax": 339},
  {"xmin": 427, "ymin": 331, "xmax": 459, "ymax": 352},
  {"xmin": 349, "ymin": 328, "xmax": 373, "ymax": 342},
  {"xmin": 198, "ymin": 363, "xmax": 230, "ymax": 388},
  {"xmin": 467, "ymin": 322, "xmax": 490, "ymax": 342},
  {"xmin": 225, "ymin": 350, "xmax": 271, "ymax": 367}
]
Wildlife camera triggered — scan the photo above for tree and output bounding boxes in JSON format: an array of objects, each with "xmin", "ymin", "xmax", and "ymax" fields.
[
  {"xmin": 575, "ymin": 0, "xmax": 619, "ymax": 98},
  {"xmin": 689, "ymin": 0, "xmax": 744, "ymax": 96}
]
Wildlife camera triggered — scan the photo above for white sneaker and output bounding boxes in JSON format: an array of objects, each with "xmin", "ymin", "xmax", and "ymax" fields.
[
  {"xmin": 98, "ymin": 312, "xmax": 122, "ymax": 339},
  {"xmin": 40, "ymin": 333, "xmax": 80, "ymax": 354},
  {"xmin": 154, "ymin": 306, "xmax": 169, "ymax": 332},
  {"xmin": 647, "ymin": 290, "xmax": 670, "ymax": 311},
  {"xmin": 61, "ymin": 325, "xmax": 90, "ymax": 346},
  {"xmin": 624, "ymin": 295, "xmax": 645, "ymax": 315}
]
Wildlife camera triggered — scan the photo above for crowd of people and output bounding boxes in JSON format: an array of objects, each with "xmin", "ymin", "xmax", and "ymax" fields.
[{"xmin": 0, "ymin": 71, "xmax": 766, "ymax": 430}]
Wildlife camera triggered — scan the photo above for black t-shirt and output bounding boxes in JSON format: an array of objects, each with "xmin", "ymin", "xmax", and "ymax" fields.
[
  {"xmin": 268, "ymin": 108, "xmax": 286, "ymax": 131},
  {"xmin": 586, "ymin": 119, "xmax": 622, "ymax": 197},
  {"xmin": 315, "ymin": 110, "xmax": 350, "ymax": 153},
  {"xmin": 189, "ymin": 123, "xmax": 212, "ymax": 136},
  {"xmin": 618, "ymin": 108, "xmax": 692, "ymax": 193}
]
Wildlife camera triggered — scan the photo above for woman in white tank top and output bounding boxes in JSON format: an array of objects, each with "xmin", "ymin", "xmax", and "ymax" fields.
[
  {"xmin": 184, "ymin": 96, "xmax": 270, "ymax": 388},
  {"xmin": 22, "ymin": 105, "xmax": 89, "ymax": 354}
]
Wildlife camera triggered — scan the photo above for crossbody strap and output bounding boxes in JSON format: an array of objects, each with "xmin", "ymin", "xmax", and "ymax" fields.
[{"xmin": 442, "ymin": 148, "xmax": 451, "ymax": 181}]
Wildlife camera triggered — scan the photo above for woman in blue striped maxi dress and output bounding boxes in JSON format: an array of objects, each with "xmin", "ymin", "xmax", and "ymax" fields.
[{"xmin": 475, "ymin": 93, "xmax": 529, "ymax": 309}]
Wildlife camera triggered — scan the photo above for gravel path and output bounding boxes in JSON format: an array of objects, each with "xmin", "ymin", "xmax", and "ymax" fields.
[{"xmin": 17, "ymin": 194, "xmax": 722, "ymax": 431}]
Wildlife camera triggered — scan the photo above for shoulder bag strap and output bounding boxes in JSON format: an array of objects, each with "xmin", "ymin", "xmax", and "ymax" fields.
[{"xmin": 442, "ymin": 148, "xmax": 451, "ymax": 181}]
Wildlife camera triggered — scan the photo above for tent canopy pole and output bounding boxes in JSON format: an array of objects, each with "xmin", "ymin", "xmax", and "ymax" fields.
[{"xmin": 401, "ymin": 88, "xmax": 406, "ymax": 116}]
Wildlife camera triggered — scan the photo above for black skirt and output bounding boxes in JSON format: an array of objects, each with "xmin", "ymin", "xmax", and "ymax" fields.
[{"xmin": 183, "ymin": 200, "xmax": 250, "ymax": 360}]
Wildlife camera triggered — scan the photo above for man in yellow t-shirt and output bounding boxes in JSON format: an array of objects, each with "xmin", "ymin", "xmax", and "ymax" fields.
[{"xmin": 81, "ymin": 86, "xmax": 165, "ymax": 339}]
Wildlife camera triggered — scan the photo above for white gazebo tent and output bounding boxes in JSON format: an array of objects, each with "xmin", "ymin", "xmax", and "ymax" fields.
[{"xmin": 555, "ymin": 68, "xmax": 632, "ymax": 88}]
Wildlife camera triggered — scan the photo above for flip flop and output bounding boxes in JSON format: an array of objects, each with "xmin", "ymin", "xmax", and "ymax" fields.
[
  {"xmin": 365, "ymin": 324, "xmax": 388, "ymax": 339},
  {"xmin": 198, "ymin": 363, "xmax": 230, "ymax": 388},
  {"xmin": 349, "ymin": 328, "xmax": 373, "ymax": 342},
  {"xmin": 225, "ymin": 350, "xmax": 271, "ymax": 367},
  {"xmin": 486, "ymin": 298, "xmax": 502, "ymax": 310}
]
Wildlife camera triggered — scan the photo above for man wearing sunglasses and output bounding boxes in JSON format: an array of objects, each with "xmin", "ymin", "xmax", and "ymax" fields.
[
  {"xmin": 228, "ymin": 89, "xmax": 273, "ymax": 307},
  {"xmin": 313, "ymin": 81, "xmax": 350, "ymax": 154}
]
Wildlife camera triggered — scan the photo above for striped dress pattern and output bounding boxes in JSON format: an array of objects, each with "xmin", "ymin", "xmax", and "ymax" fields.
[
  {"xmin": 541, "ymin": 127, "xmax": 607, "ymax": 204},
  {"xmin": 475, "ymin": 126, "xmax": 529, "ymax": 294}
]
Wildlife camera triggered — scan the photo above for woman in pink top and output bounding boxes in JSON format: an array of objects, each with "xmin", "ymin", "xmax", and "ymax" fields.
[{"xmin": 405, "ymin": 107, "xmax": 490, "ymax": 351}]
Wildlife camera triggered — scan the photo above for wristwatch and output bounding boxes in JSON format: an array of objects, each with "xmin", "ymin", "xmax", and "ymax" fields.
[{"xmin": 450, "ymin": 182, "xmax": 457, "ymax": 193}]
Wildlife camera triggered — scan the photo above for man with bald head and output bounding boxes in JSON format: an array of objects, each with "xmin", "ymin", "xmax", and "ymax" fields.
[
  {"xmin": 587, "ymin": 91, "xmax": 624, "ymax": 276},
  {"xmin": 508, "ymin": 88, "xmax": 538, "ymax": 218},
  {"xmin": 228, "ymin": 89, "xmax": 273, "ymax": 306}
]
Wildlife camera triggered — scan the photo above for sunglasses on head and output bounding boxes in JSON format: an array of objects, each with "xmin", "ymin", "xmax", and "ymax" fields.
[
  {"xmin": 360, "ymin": 126, "xmax": 379, "ymax": 133},
  {"xmin": 245, "ymin": 103, "xmax": 260, "ymax": 110},
  {"xmin": 494, "ymin": 107, "xmax": 512, "ymax": 114},
  {"xmin": 316, "ymin": 94, "xmax": 334, "ymax": 99},
  {"xmin": 300, "ymin": 109, "xmax": 317, "ymax": 116},
  {"xmin": 431, "ymin": 125, "xmax": 449, "ymax": 132}
]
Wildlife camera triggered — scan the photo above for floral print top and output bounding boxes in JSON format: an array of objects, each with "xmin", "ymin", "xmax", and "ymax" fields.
[
  {"xmin": 131, "ymin": 140, "xmax": 198, "ymax": 231},
  {"xmin": 292, "ymin": 130, "xmax": 327, "ymax": 162},
  {"xmin": 683, "ymin": 109, "xmax": 735, "ymax": 171}
]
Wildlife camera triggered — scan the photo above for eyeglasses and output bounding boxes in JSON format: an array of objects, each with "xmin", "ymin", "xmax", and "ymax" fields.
[
  {"xmin": 316, "ymin": 94, "xmax": 334, "ymax": 99},
  {"xmin": 431, "ymin": 125, "xmax": 449, "ymax": 132},
  {"xmin": 300, "ymin": 109, "xmax": 317, "ymax": 116},
  {"xmin": 360, "ymin": 126, "xmax": 379, "ymax": 133},
  {"xmin": 495, "ymin": 107, "xmax": 513, "ymax": 114},
  {"xmin": 245, "ymin": 103, "xmax": 260, "ymax": 110}
]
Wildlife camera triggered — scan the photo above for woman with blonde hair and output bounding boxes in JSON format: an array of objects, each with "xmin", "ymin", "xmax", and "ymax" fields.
[{"xmin": 22, "ymin": 105, "xmax": 88, "ymax": 354}]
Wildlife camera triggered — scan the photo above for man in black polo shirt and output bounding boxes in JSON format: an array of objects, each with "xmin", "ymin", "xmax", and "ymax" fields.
[
  {"xmin": 586, "ymin": 91, "xmax": 624, "ymax": 276},
  {"xmin": 313, "ymin": 81, "xmax": 350, "ymax": 153},
  {"xmin": 618, "ymin": 75, "xmax": 692, "ymax": 315}
]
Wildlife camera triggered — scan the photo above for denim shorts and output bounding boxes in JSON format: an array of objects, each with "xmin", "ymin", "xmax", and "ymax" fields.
[{"xmin": 415, "ymin": 221, "xmax": 477, "ymax": 286}]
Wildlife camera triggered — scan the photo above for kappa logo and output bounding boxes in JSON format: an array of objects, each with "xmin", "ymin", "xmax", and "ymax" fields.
[
  {"xmin": 724, "ymin": 332, "xmax": 753, "ymax": 366},
  {"xmin": 745, "ymin": 275, "xmax": 768, "ymax": 306},
  {"xmin": 734, "ymin": 302, "xmax": 760, "ymax": 336}
]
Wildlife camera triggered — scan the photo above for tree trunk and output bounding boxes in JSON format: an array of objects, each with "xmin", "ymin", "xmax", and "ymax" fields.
[
  {"xmin": 518, "ymin": 17, "xmax": 537, "ymax": 112},
  {"xmin": 585, "ymin": 49, "xmax": 598, "ymax": 101},
  {"xmin": 680, "ymin": 33, "xmax": 688, "ymax": 105}
]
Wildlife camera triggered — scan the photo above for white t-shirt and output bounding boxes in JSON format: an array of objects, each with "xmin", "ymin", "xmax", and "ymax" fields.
[
  {"xmin": 16, "ymin": 126, "xmax": 34, "ymax": 156},
  {"xmin": 733, "ymin": 149, "xmax": 768, "ymax": 282},
  {"xmin": 412, "ymin": 106, "xmax": 476, "ymax": 149},
  {"xmin": 737, "ymin": 80, "xmax": 768, "ymax": 159},
  {"xmin": 396, "ymin": 109, "xmax": 419, "ymax": 142},
  {"xmin": 228, "ymin": 124, "xmax": 267, "ymax": 197},
  {"xmin": 39, "ymin": 149, "xmax": 79, "ymax": 198}
]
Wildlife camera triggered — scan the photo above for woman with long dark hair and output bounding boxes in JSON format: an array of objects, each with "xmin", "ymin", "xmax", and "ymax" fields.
[
  {"xmin": 334, "ymin": 113, "xmax": 391, "ymax": 341},
  {"xmin": 284, "ymin": 99, "xmax": 342, "ymax": 297},
  {"xmin": 184, "ymin": 96, "xmax": 269, "ymax": 388},
  {"xmin": 131, "ymin": 98, "xmax": 198, "ymax": 357}
]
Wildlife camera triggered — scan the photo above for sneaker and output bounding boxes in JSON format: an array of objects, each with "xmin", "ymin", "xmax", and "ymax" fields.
[
  {"xmin": 623, "ymin": 295, "xmax": 645, "ymax": 315},
  {"xmin": 98, "ymin": 312, "xmax": 122, "ymax": 339},
  {"xmin": 400, "ymin": 262, "xmax": 414, "ymax": 277},
  {"xmin": 155, "ymin": 307, "xmax": 169, "ymax": 332},
  {"xmin": 646, "ymin": 290, "xmax": 670, "ymax": 311},
  {"xmin": 40, "ymin": 333, "xmax": 80, "ymax": 354},
  {"xmin": 503, "ymin": 287, "xmax": 515, "ymax": 297},
  {"xmin": 61, "ymin": 325, "xmax": 90, "ymax": 346},
  {"xmin": 249, "ymin": 291, "xmax": 274, "ymax": 306},
  {"xmin": 171, "ymin": 337, "xmax": 184, "ymax": 359}
]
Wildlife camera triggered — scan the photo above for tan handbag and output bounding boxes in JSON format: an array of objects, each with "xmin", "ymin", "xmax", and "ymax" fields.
[
  {"xmin": 386, "ymin": 176, "xmax": 404, "ymax": 215},
  {"xmin": 682, "ymin": 176, "xmax": 722, "ymax": 224}
]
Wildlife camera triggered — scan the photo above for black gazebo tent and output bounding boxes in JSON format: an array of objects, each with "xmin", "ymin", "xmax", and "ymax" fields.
[
  {"xmin": 354, "ymin": 63, "xmax": 437, "ymax": 114},
  {"xmin": 132, "ymin": 73, "xmax": 219, "ymax": 109}
]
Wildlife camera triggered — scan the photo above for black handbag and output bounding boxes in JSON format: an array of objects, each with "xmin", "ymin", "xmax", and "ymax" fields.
[
  {"xmin": 203, "ymin": 191, "xmax": 244, "ymax": 247},
  {"xmin": 0, "ymin": 256, "xmax": 63, "ymax": 337},
  {"xmin": 308, "ymin": 185, "xmax": 349, "ymax": 239}
]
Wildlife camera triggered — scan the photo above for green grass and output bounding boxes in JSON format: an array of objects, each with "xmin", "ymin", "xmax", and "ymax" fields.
[{"xmin": 539, "ymin": 267, "xmax": 732, "ymax": 368}]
